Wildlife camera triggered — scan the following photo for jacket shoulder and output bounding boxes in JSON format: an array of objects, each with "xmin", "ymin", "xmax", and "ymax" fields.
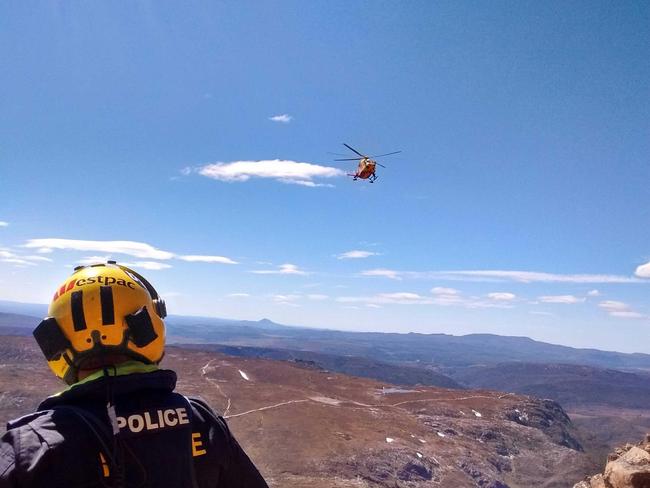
[
  {"xmin": 6, "ymin": 410, "xmax": 50, "ymax": 431},
  {"xmin": 185, "ymin": 396, "xmax": 222, "ymax": 422}
]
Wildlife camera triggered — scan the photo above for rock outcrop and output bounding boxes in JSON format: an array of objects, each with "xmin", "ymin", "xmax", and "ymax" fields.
[{"xmin": 575, "ymin": 435, "xmax": 650, "ymax": 488}]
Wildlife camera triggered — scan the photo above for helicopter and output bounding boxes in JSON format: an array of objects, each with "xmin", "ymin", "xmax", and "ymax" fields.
[{"xmin": 334, "ymin": 143, "xmax": 401, "ymax": 183}]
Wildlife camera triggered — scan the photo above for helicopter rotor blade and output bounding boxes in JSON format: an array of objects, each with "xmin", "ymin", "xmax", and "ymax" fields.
[
  {"xmin": 327, "ymin": 152, "xmax": 351, "ymax": 157},
  {"xmin": 343, "ymin": 143, "xmax": 367, "ymax": 158},
  {"xmin": 335, "ymin": 158, "xmax": 362, "ymax": 161},
  {"xmin": 371, "ymin": 151, "xmax": 402, "ymax": 158},
  {"xmin": 375, "ymin": 162, "xmax": 387, "ymax": 168}
]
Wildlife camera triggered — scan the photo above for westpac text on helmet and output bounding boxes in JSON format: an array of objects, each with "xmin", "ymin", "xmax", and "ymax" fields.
[{"xmin": 53, "ymin": 275, "xmax": 136, "ymax": 301}]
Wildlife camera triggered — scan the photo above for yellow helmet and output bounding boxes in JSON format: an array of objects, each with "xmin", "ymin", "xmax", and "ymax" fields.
[{"xmin": 33, "ymin": 262, "xmax": 167, "ymax": 384}]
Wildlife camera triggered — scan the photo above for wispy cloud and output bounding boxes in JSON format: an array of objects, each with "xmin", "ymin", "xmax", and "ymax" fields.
[
  {"xmin": 25, "ymin": 239, "xmax": 175, "ymax": 260},
  {"xmin": 269, "ymin": 114, "xmax": 292, "ymax": 123},
  {"xmin": 77, "ymin": 256, "xmax": 111, "ymax": 266},
  {"xmin": 337, "ymin": 250, "xmax": 380, "ymax": 260},
  {"xmin": 0, "ymin": 221, "xmax": 8, "ymax": 227},
  {"xmin": 22, "ymin": 239, "xmax": 237, "ymax": 269},
  {"xmin": 598, "ymin": 300, "xmax": 645, "ymax": 319},
  {"xmin": 431, "ymin": 287, "xmax": 460, "ymax": 295},
  {"xmin": 121, "ymin": 261, "xmax": 172, "ymax": 271},
  {"xmin": 271, "ymin": 294, "xmax": 301, "ymax": 306},
  {"xmin": 487, "ymin": 292, "xmax": 517, "ymax": 301},
  {"xmin": 179, "ymin": 255, "xmax": 238, "ymax": 265},
  {"xmin": 251, "ymin": 263, "xmax": 309, "ymax": 275},
  {"xmin": 197, "ymin": 160, "xmax": 344, "ymax": 187},
  {"xmin": 538, "ymin": 295, "xmax": 585, "ymax": 304},
  {"xmin": 338, "ymin": 287, "xmax": 513, "ymax": 309},
  {"xmin": 361, "ymin": 268, "xmax": 640, "ymax": 284},
  {"xmin": 587, "ymin": 289, "xmax": 601, "ymax": 296},
  {"xmin": 0, "ymin": 248, "xmax": 52, "ymax": 266},
  {"xmin": 361, "ymin": 268, "xmax": 402, "ymax": 280},
  {"xmin": 227, "ymin": 293, "xmax": 250, "ymax": 298},
  {"xmin": 338, "ymin": 292, "xmax": 432, "ymax": 305}
]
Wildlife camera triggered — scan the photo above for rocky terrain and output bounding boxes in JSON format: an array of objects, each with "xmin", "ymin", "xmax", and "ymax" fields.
[
  {"xmin": 574, "ymin": 435, "xmax": 650, "ymax": 488},
  {"xmin": 3, "ymin": 308, "xmax": 650, "ymax": 473},
  {"xmin": 0, "ymin": 335, "xmax": 598, "ymax": 487}
]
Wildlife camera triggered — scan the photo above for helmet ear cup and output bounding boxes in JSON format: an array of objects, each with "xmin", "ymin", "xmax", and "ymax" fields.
[
  {"xmin": 33, "ymin": 317, "xmax": 71, "ymax": 361},
  {"xmin": 125, "ymin": 306, "xmax": 158, "ymax": 348}
]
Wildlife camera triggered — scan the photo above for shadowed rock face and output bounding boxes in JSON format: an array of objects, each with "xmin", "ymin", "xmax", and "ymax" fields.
[
  {"xmin": 576, "ymin": 436, "xmax": 650, "ymax": 488},
  {"xmin": 1, "ymin": 336, "xmax": 596, "ymax": 487}
]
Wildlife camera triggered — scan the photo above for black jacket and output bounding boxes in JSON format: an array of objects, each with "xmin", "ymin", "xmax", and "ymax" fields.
[{"xmin": 0, "ymin": 368, "xmax": 269, "ymax": 488}]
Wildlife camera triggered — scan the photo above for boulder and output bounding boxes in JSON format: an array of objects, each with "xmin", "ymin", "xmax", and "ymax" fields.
[
  {"xmin": 604, "ymin": 446, "xmax": 650, "ymax": 488},
  {"xmin": 574, "ymin": 438, "xmax": 650, "ymax": 488}
]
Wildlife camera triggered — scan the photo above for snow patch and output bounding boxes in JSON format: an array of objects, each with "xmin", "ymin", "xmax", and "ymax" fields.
[
  {"xmin": 309, "ymin": 396, "xmax": 341, "ymax": 406},
  {"xmin": 418, "ymin": 439, "xmax": 426, "ymax": 444},
  {"xmin": 472, "ymin": 409, "xmax": 482, "ymax": 417},
  {"xmin": 239, "ymin": 370, "xmax": 250, "ymax": 381},
  {"xmin": 416, "ymin": 452, "xmax": 423, "ymax": 458},
  {"xmin": 386, "ymin": 437, "xmax": 394, "ymax": 443},
  {"xmin": 437, "ymin": 432, "xmax": 446, "ymax": 438}
]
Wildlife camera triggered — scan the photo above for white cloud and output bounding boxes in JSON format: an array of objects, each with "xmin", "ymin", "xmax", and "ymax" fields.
[
  {"xmin": 338, "ymin": 292, "xmax": 432, "ymax": 305},
  {"xmin": 362, "ymin": 268, "xmax": 639, "ymax": 284},
  {"xmin": 75, "ymin": 257, "xmax": 171, "ymax": 272},
  {"xmin": 538, "ymin": 295, "xmax": 585, "ymax": 304},
  {"xmin": 77, "ymin": 256, "xmax": 111, "ymax": 266},
  {"xmin": 121, "ymin": 261, "xmax": 172, "ymax": 271},
  {"xmin": 227, "ymin": 293, "xmax": 251, "ymax": 298},
  {"xmin": 380, "ymin": 292, "xmax": 425, "ymax": 302},
  {"xmin": 431, "ymin": 287, "xmax": 460, "ymax": 295},
  {"xmin": 587, "ymin": 289, "xmax": 601, "ymax": 296},
  {"xmin": 361, "ymin": 268, "xmax": 402, "ymax": 280},
  {"xmin": 598, "ymin": 300, "xmax": 644, "ymax": 319},
  {"xmin": 337, "ymin": 250, "xmax": 380, "ymax": 260},
  {"xmin": 271, "ymin": 294, "xmax": 301, "ymax": 306},
  {"xmin": 0, "ymin": 221, "xmax": 8, "ymax": 227},
  {"xmin": 487, "ymin": 292, "xmax": 516, "ymax": 301},
  {"xmin": 599, "ymin": 300, "xmax": 629, "ymax": 311},
  {"xmin": 272, "ymin": 294, "xmax": 301, "ymax": 302},
  {"xmin": 251, "ymin": 263, "xmax": 308, "ymax": 275},
  {"xmin": 23, "ymin": 238, "xmax": 238, "ymax": 268},
  {"xmin": 25, "ymin": 239, "xmax": 175, "ymax": 260},
  {"xmin": 269, "ymin": 114, "xmax": 292, "ymax": 123},
  {"xmin": 23, "ymin": 255, "xmax": 52, "ymax": 262},
  {"xmin": 198, "ymin": 160, "xmax": 344, "ymax": 187},
  {"xmin": 337, "ymin": 289, "xmax": 512, "ymax": 309},
  {"xmin": 635, "ymin": 262, "xmax": 650, "ymax": 278},
  {"xmin": 179, "ymin": 255, "xmax": 238, "ymax": 265},
  {"xmin": 0, "ymin": 248, "xmax": 52, "ymax": 266}
]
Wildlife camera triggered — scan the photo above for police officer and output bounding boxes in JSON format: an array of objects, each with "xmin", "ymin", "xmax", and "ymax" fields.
[{"xmin": 0, "ymin": 262, "xmax": 269, "ymax": 487}]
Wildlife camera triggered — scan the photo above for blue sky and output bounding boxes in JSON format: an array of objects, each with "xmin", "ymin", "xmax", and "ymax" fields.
[{"xmin": 1, "ymin": 1, "xmax": 649, "ymax": 353}]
